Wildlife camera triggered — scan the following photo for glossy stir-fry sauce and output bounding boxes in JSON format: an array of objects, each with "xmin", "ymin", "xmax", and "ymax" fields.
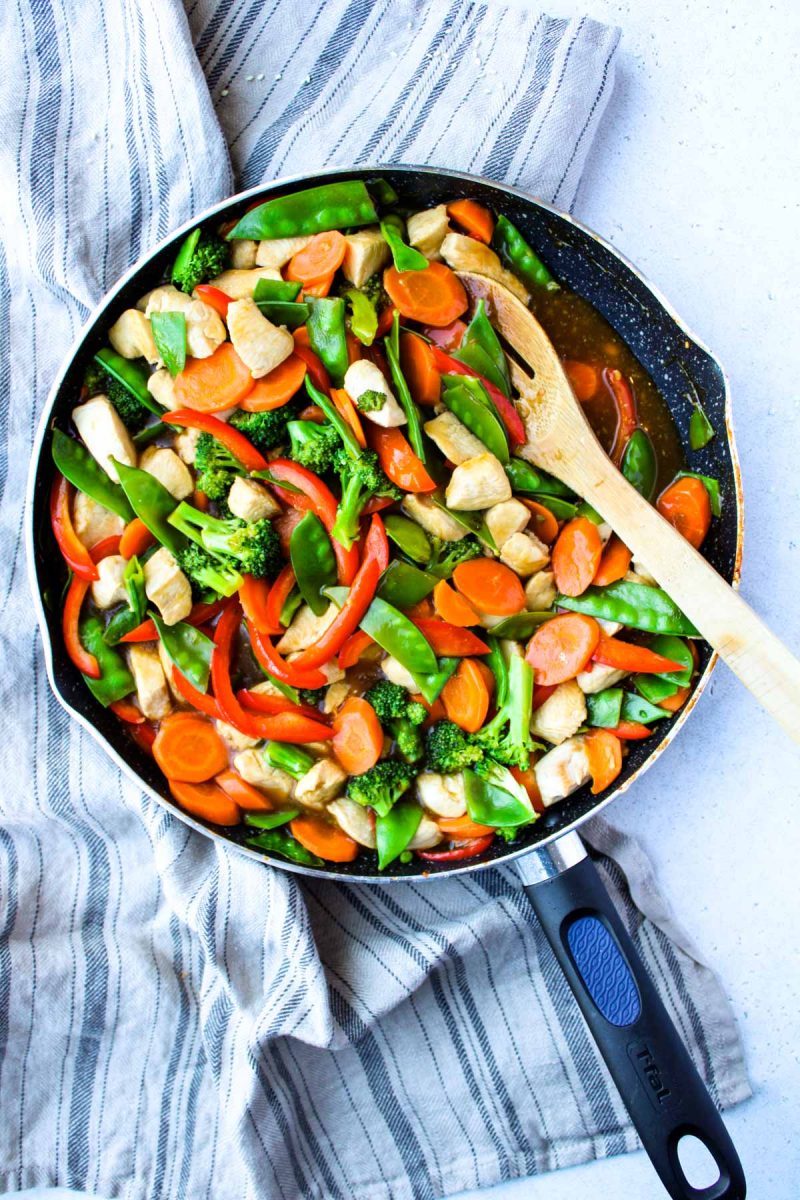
[{"xmin": 49, "ymin": 181, "xmax": 719, "ymax": 871}]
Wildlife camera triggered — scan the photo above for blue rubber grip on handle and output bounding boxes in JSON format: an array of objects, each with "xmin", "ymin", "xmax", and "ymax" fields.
[{"xmin": 566, "ymin": 914, "xmax": 642, "ymax": 1027}]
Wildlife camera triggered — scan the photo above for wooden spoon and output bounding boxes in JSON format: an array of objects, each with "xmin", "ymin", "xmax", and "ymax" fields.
[{"xmin": 457, "ymin": 270, "xmax": 800, "ymax": 743}]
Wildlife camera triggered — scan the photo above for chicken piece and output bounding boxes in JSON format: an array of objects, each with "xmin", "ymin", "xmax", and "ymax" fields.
[
  {"xmin": 143, "ymin": 546, "xmax": 192, "ymax": 626},
  {"xmin": 174, "ymin": 426, "xmax": 201, "ymax": 465},
  {"xmin": 328, "ymin": 797, "xmax": 377, "ymax": 848},
  {"xmin": 276, "ymin": 602, "xmax": 339, "ymax": 654},
  {"xmin": 139, "ymin": 446, "xmax": 194, "ymax": 500},
  {"xmin": 126, "ymin": 643, "xmax": 172, "ymax": 721},
  {"xmin": 484, "ymin": 498, "xmax": 531, "ymax": 547},
  {"xmin": 142, "ymin": 286, "xmax": 226, "ymax": 354},
  {"xmin": 227, "ymin": 475, "xmax": 281, "ymax": 522},
  {"xmin": 215, "ymin": 720, "xmax": 259, "ymax": 751},
  {"xmin": 147, "ymin": 368, "xmax": 179, "ymax": 412},
  {"xmin": 108, "ymin": 309, "xmax": 160, "ymax": 363},
  {"xmin": 477, "ymin": 613, "xmax": 508, "ymax": 631},
  {"xmin": 72, "ymin": 492, "xmax": 124, "ymax": 546},
  {"xmin": 624, "ymin": 569, "xmax": 657, "ymax": 588},
  {"xmin": 380, "ymin": 655, "xmax": 418, "ymax": 691},
  {"xmin": 343, "ymin": 359, "xmax": 406, "ymax": 427},
  {"xmin": 408, "ymin": 815, "xmax": 443, "ymax": 850},
  {"xmin": 401, "ymin": 493, "xmax": 467, "ymax": 541},
  {"xmin": 233, "ymin": 750, "xmax": 295, "ymax": 801},
  {"xmin": 499, "ymin": 531, "xmax": 550, "ymax": 578},
  {"xmin": 630, "ymin": 560, "xmax": 658, "ymax": 586},
  {"xmin": 530, "ymin": 681, "xmax": 587, "ymax": 746},
  {"xmin": 90, "ymin": 554, "xmax": 128, "ymax": 609},
  {"xmin": 406, "ymin": 205, "xmax": 450, "ymax": 260},
  {"xmin": 323, "ymin": 680, "xmax": 350, "ymax": 714},
  {"xmin": 341, "ymin": 227, "xmax": 390, "ymax": 288},
  {"xmin": 294, "ymin": 757, "xmax": 347, "ymax": 810},
  {"xmin": 255, "ymin": 236, "xmax": 314, "ymax": 270},
  {"xmin": 157, "ymin": 640, "xmax": 186, "ymax": 704},
  {"xmin": 208, "ymin": 267, "xmax": 282, "ymax": 299},
  {"xmin": 319, "ymin": 659, "xmax": 346, "ymax": 684},
  {"xmin": 416, "ymin": 771, "xmax": 468, "ymax": 818},
  {"xmin": 439, "ymin": 233, "xmax": 530, "ymax": 305},
  {"xmin": 597, "ymin": 619, "xmax": 623, "ymax": 637},
  {"xmin": 71, "ymin": 396, "xmax": 137, "ymax": 483},
  {"xmin": 534, "ymin": 737, "xmax": 592, "ymax": 807},
  {"xmin": 424, "ymin": 411, "xmax": 485, "ymax": 465},
  {"xmin": 446, "ymin": 453, "xmax": 511, "ymax": 511},
  {"xmin": 229, "ymin": 239, "xmax": 258, "ymax": 269},
  {"xmin": 226, "ymin": 297, "xmax": 294, "ymax": 378},
  {"xmin": 525, "ymin": 569, "xmax": 557, "ymax": 611},
  {"xmin": 248, "ymin": 678, "xmax": 288, "ymax": 699},
  {"xmin": 575, "ymin": 664, "xmax": 627, "ymax": 695}
]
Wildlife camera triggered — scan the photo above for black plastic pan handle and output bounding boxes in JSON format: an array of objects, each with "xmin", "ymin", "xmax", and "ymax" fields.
[{"xmin": 518, "ymin": 832, "xmax": 746, "ymax": 1199}]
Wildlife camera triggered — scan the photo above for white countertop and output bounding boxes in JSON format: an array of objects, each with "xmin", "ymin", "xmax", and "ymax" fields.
[{"xmin": 8, "ymin": 2, "xmax": 799, "ymax": 1199}]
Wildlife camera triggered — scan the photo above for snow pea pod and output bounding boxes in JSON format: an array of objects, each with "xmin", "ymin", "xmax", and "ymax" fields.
[
  {"xmin": 246, "ymin": 828, "xmax": 325, "ymax": 866},
  {"xmin": 384, "ymin": 311, "xmax": 426, "ymax": 461},
  {"xmin": 557, "ymin": 580, "xmax": 699, "ymax": 636},
  {"xmin": 367, "ymin": 177, "xmax": 399, "ymax": 208},
  {"xmin": 95, "ymin": 348, "xmax": 163, "ymax": 415},
  {"xmin": 440, "ymin": 380, "xmax": 509, "ymax": 463},
  {"xmin": 621, "ymin": 429, "xmax": 657, "ymax": 500},
  {"xmin": 634, "ymin": 674, "xmax": 679, "ymax": 704},
  {"xmin": 230, "ymin": 180, "xmax": 378, "ymax": 240},
  {"xmin": 505, "ymin": 458, "xmax": 575, "ymax": 498},
  {"xmin": 150, "ymin": 311, "xmax": 186, "ymax": 378},
  {"xmin": 256, "ymin": 301, "xmax": 310, "ymax": 330},
  {"xmin": 244, "ymin": 809, "xmax": 300, "ymax": 830},
  {"xmin": 529, "ymin": 494, "xmax": 579, "ymax": 521},
  {"xmin": 586, "ymin": 688, "xmax": 624, "ymax": 728},
  {"xmin": 304, "ymin": 377, "xmax": 360, "ymax": 457},
  {"xmin": 689, "ymin": 402, "xmax": 715, "ymax": 450},
  {"xmin": 80, "ymin": 615, "xmax": 135, "ymax": 706},
  {"xmin": 453, "ymin": 300, "xmax": 511, "ymax": 396},
  {"xmin": 103, "ymin": 556, "xmax": 147, "ymax": 645},
  {"xmin": 344, "ymin": 288, "xmax": 378, "ymax": 345},
  {"xmin": 380, "ymin": 214, "xmax": 428, "ymax": 271},
  {"xmin": 621, "ymin": 692, "xmax": 669, "ymax": 725},
  {"xmin": 152, "ymin": 613, "xmax": 214, "ymax": 692},
  {"xmin": 492, "ymin": 215, "xmax": 559, "ymax": 292},
  {"xmin": 485, "ymin": 611, "xmax": 554, "ymax": 639},
  {"xmin": 464, "ymin": 765, "xmax": 533, "ymax": 827},
  {"xmin": 114, "ymin": 460, "xmax": 186, "ymax": 558},
  {"xmin": 383, "ymin": 515, "xmax": 432, "ymax": 563},
  {"xmin": 306, "ymin": 297, "xmax": 350, "ymax": 386},
  {"xmin": 290, "ymin": 512, "xmax": 337, "ymax": 617},
  {"xmin": 359, "ymin": 596, "xmax": 438, "ymax": 676},
  {"xmin": 253, "ymin": 277, "xmax": 303, "ymax": 302},
  {"xmin": 376, "ymin": 800, "xmax": 422, "ymax": 870},
  {"xmin": 632, "ymin": 635, "xmax": 693, "ymax": 703},
  {"xmin": 408, "ymin": 657, "xmax": 459, "ymax": 705},
  {"xmin": 51, "ymin": 428, "xmax": 133, "ymax": 521},
  {"xmin": 377, "ymin": 561, "xmax": 436, "ymax": 608},
  {"xmin": 280, "ymin": 587, "xmax": 304, "ymax": 628},
  {"xmin": 171, "ymin": 228, "xmax": 201, "ymax": 282}
]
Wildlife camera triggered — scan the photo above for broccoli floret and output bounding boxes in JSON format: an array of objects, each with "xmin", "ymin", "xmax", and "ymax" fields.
[
  {"xmin": 427, "ymin": 535, "xmax": 483, "ymax": 580},
  {"xmin": 470, "ymin": 653, "xmax": 535, "ymax": 770},
  {"xmin": 194, "ymin": 432, "xmax": 245, "ymax": 501},
  {"xmin": 172, "ymin": 230, "xmax": 228, "ymax": 294},
  {"xmin": 83, "ymin": 363, "xmax": 150, "ymax": 432},
  {"xmin": 83, "ymin": 361, "xmax": 107, "ymax": 396},
  {"xmin": 262, "ymin": 742, "xmax": 315, "ymax": 780},
  {"xmin": 229, "ymin": 406, "xmax": 296, "ymax": 454},
  {"xmin": 425, "ymin": 720, "xmax": 483, "ymax": 774},
  {"xmin": 354, "ymin": 389, "xmax": 386, "ymax": 413},
  {"xmin": 169, "ymin": 500, "xmax": 282, "ymax": 580},
  {"xmin": 346, "ymin": 759, "xmax": 417, "ymax": 817},
  {"xmin": 364, "ymin": 680, "xmax": 427, "ymax": 763},
  {"xmin": 287, "ymin": 419, "xmax": 342, "ymax": 473},
  {"xmin": 299, "ymin": 686, "xmax": 326, "ymax": 707},
  {"xmin": 177, "ymin": 543, "xmax": 242, "ymax": 598},
  {"xmin": 331, "ymin": 447, "xmax": 401, "ymax": 549}
]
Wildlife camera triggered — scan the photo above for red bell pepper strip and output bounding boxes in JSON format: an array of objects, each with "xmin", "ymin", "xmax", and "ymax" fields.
[
  {"xmin": 603, "ymin": 368, "xmax": 638, "ymax": 463},
  {"xmin": 429, "ymin": 346, "xmax": 526, "ymax": 446},
  {"xmin": 532, "ymin": 684, "xmax": 557, "ymax": 711},
  {"xmin": 110, "ymin": 699, "xmax": 145, "ymax": 724},
  {"xmin": 119, "ymin": 517, "xmax": 156, "ymax": 560},
  {"xmin": 193, "ymin": 284, "xmax": 232, "ymax": 318},
  {"xmin": 120, "ymin": 598, "xmax": 227, "ymax": 644},
  {"xmin": 337, "ymin": 629, "xmax": 375, "ymax": 670},
  {"xmin": 50, "ymin": 473, "xmax": 98, "ymax": 581},
  {"xmin": 366, "ymin": 425, "xmax": 437, "ymax": 494},
  {"xmin": 264, "ymin": 564, "xmax": 297, "ymax": 631},
  {"xmin": 129, "ymin": 722, "xmax": 157, "ymax": 753},
  {"xmin": 266, "ymin": 459, "xmax": 359, "ymax": 585},
  {"xmin": 610, "ymin": 720, "xmax": 653, "ymax": 740},
  {"xmin": 592, "ymin": 634, "xmax": 683, "ymax": 675},
  {"xmin": 292, "ymin": 515, "xmax": 387, "ymax": 670},
  {"xmin": 164, "ymin": 409, "xmax": 268, "ymax": 471},
  {"xmin": 423, "ymin": 320, "xmax": 468, "ymax": 351},
  {"xmin": 239, "ymin": 573, "xmax": 283, "ymax": 636},
  {"xmin": 417, "ymin": 834, "xmax": 494, "ymax": 862},
  {"xmin": 237, "ymin": 689, "xmax": 323, "ymax": 721},
  {"xmin": 171, "ymin": 665, "xmax": 223, "ymax": 718},
  {"xmin": 292, "ymin": 340, "xmax": 331, "ymax": 394},
  {"xmin": 248, "ymin": 625, "xmax": 328, "ymax": 689},
  {"xmin": 63, "ymin": 576, "xmax": 100, "ymax": 677},
  {"xmin": 409, "ymin": 617, "xmax": 489, "ymax": 657},
  {"xmin": 90, "ymin": 534, "xmax": 122, "ymax": 562},
  {"xmin": 375, "ymin": 305, "xmax": 396, "ymax": 338}
]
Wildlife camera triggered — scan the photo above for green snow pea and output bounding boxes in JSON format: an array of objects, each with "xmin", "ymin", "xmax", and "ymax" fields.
[
  {"xmin": 486, "ymin": 611, "xmax": 554, "ymax": 639},
  {"xmin": 367, "ymin": 178, "xmax": 400, "ymax": 208},
  {"xmin": 632, "ymin": 635, "xmax": 693, "ymax": 704},
  {"xmin": 621, "ymin": 429, "xmax": 657, "ymax": 501},
  {"xmin": 634, "ymin": 674, "xmax": 679, "ymax": 704},
  {"xmin": 689, "ymin": 402, "xmax": 715, "ymax": 450},
  {"xmin": 153, "ymin": 614, "xmax": 214, "ymax": 692},
  {"xmin": 115, "ymin": 461, "xmax": 186, "ymax": 558},
  {"xmin": 253, "ymin": 277, "xmax": 303, "ymax": 303},
  {"xmin": 344, "ymin": 288, "xmax": 378, "ymax": 345},
  {"xmin": 103, "ymin": 556, "xmax": 147, "ymax": 645},
  {"xmin": 280, "ymin": 587, "xmax": 304, "ymax": 628},
  {"xmin": 376, "ymin": 800, "xmax": 422, "ymax": 870},
  {"xmin": 464, "ymin": 765, "xmax": 533, "ymax": 827},
  {"xmin": 377, "ymin": 561, "xmax": 436, "ymax": 608},
  {"xmin": 409, "ymin": 657, "xmax": 459, "ymax": 705},
  {"xmin": 486, "ymin": 637, "xmax": 508, "ymax": 706},
  {"xmin": 358, "ymin": 595, "xmax": 438, "ymax": 676},
  {"xmin": 440, "ymin": 380, "xmax": 509, "ymax": 463},
  {"xmin": 51, "ymin": 428, "xmax": 133, "ymax": 521},
  {"xmin": 529, "ymin": 494, "xmax": 579, "ymax": 521},
  {"xmin": 306, "ymin": 296, "xmax": 350, "ymax": 386},
  {"xmin": 229, "ymin": 180, "xmax": 378, "ymax": 241},
  {"xmin": 586, "ymin": 688, "xmax": 624, "ymax": 728},
  {"xmin": 384, "ymin": 515, "xmax": 432, "ymax": 563},
  {"xmin": 244, "ymin": 809, "xmax": 300, "ymax": 830},
  {"xmin": 621, "ymin": 692, "xmax": 669, "ymax": 725},
  {"xmin": 557, "ymin": 581, "xmax": 699, "ymax": 636},
  {"xmin": 95, "ymin": 348, "xmax": 163, "ymax": 415},
  {"xmin": 380, "ymin": 214, "xmax": 428, "ymax": 271},
  {"xmin": 246, "ymin": 828, "xmax": 324, "ymax": 867},
  {"xmin": 132, "ymin": 423, "xmax": 166, "ymax": 449},
  {"xmin": 304, "ymin": 377, "xmax": 361, "ymax": 458},
  {"xmin": 675, "ymin": 471, "xmax": 722, "ymax": 517},
  {"xmin": 80, "ymin": 615, "xmax": 135, "ymax": 707},
  {"xmin": 385, "ymin": 311, "xmax": 426, "ymax": 461},
  {"xmin": 171, "ymin": 228, "xmax": 201, "ymax": 283},
  {"xmin": 428, "ymin": 495, "xmax": 497, "ymax": 551},
  {"xmin": 453, "ymin": 300, "xmax": 511, "ymax": 396},
  {"xmin": 150, "ymin": 311, "xmax": 186, "ymax": 378},
  {"xmin": 505, "ymin": 458, "xmax": 575, "ymax": 498},
  {"xmin": 290, "ymin": 512, "xmax": 337, "ymax": 617},
  {"xmin": 255, "ymin": 301, "xmax": 310, "ymax": 330},
  {"xmin": 576, "ymin": 500, "xmax": 604, "ymax": 525},
  {"xmin": 492, "ymin": 215, "xmax": 559, "ymax": 292}
]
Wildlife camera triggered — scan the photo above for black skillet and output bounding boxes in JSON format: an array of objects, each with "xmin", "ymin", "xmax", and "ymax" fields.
[{"xmin": 26, "ymin": 166, "xmax": 746, "ymax": 1199}]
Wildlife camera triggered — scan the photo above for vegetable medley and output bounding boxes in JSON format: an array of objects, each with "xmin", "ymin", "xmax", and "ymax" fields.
[{"xmin": 49, "ymin": 178, "xmax": 721, "ymax": 871}]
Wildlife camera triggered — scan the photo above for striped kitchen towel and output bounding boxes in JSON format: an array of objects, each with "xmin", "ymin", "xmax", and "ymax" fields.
[{"xmin": 0, "ymin": 2, "xmax": 749, "ymax": 1198}]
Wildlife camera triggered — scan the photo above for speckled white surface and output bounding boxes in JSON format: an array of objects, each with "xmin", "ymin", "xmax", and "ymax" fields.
[{"xmin": 7, "ymin": 2, "xmax": 799, "ymax": 1199}]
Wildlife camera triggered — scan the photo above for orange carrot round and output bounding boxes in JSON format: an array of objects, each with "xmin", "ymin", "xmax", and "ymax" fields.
[
  {"xmin": 593, "ymin": 533, "xmax": 632, "ymax": 587},
  {"xmin": 173, "ymin": 342, "xmax": 255, "ymax": 413},
  {"xmin": 286, "ymin": 230, "xmax": 346, "ymax": 285},
  {"xmin": 119, "ymin": 517, "xmax": 156, "ymax": 560},
  {"xmin": 563, "ymin": 360, "xmax": 600, "ymax": 402},
  {"xmin": 525, "ymin": 613, "xmax": 600, "ymax": 685},
  {"xmin": 433, "ymin": 579, "xmax": 480, "ymax": 627},
  {"xmin": 289, "ymin": 815, "xmax": 359, "ymax": 863},
  {"xmin": 452, "ymin": 558, "xmax": 526, "ymax": 616},
  {"xmin": 521, "ymin": 499, "xmax": 559, "ymax": 544},
  {"xmin": 552, "ymin": 516, "xmax": 603, "ymax": 597},
  {"xmin": 438, "ymin": 814, "xmax": 495, "ymax": 838},
  {"xmin": 441, "ymin": 658, "xmax": 491, "ymax": 732},
  {"xmin": 509, "ymin": 765, "xmax": 545, "ymax": 813},
  {"xmin": 584, "ymin": 729, "xmax": 623, "ymax": 794},
  {"xmin": 168, "ymin": 779, "xmax": 241, "ymax": 826},
  {"xmin": 215, "ymin": 769, "xmax": 274, "ymax": 811},
  {"xmin": 399, "ymin": 331, "xmax": 441, "ymax": 406},
  {"xmin": 330, "ymin": 387, "xmax": 367, "ymax": 448},
  {"xmin": 446, "ymin": 199, "xmax": 495, "ymax": 244},
  {"xmin": 153, "ymin": 714, "xmax": 229, "ymax": 782},
  {"xmin": 657, "ymin": 476, "xmax": 711, "ymax": 549},
  {"xmin": 659, "ymin": 684, "xmax": 691, "ymax": 713},
  {"xmin": 239, "ymin": 353, "xmax": 307, "ymax": 411},
  {"xmin": 383, "ymin": 262, "xmax": 468, "ymax": 327},
  {"xmin": 332, "ymin": 697, "xmax": 384, "ymax": 775}
]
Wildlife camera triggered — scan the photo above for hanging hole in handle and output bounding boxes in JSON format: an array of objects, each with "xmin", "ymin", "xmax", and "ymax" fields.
[{"xmin": 676, "ymin": 1133, "xmax": 722, "ymax": 1190}]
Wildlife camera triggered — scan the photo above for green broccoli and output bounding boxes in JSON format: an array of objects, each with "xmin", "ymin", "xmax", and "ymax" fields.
[
  {"xmin": 169, "ymin": 500, "xmax": 282, "ymax": 580},
  {"xmin": 229, "ymin": 405, "xmax": 297, "ymax": 454},
  {"xmin": 287, "ymin": 419, "xmax": 342, "ymax": 473},
  {"xmin": 425, "ymin": 720, "xmax": 483, "ymax": 774},
  {"xmin": 298, "ymin": 686, "xmax": 327, "ymax": 707},
  {"xmin": 470, "ymin": 653, "xmax": 535, "ymax": 770},
  {"xmin": 83, "ymin": 363, "xmax": 150, "ymax": 432},
  {"xmin": 346, "ymin": 759, "xmax": 418, "ymax": 817},
  {"xmin": 331, "ymin": 447, "xmax": 401, "ymax": 549},
  {"xmin": 261, "ymin": 742, "xmax": 315, "ymax": 780},
  {"xmin": 364, "ymin": 680, "xmax": 427, "ymax": 763},
  {"xmin": 354, "ymin": 389, "xmax": 386, "ymax": 413},
  {"xmin": 177, "ymin": 543, "xmax": 242, "ymax": 598},
  {"xmin": 427, "ymin": 535, "xmax": 483, "ymax": 580},
  {"xmin": 194, "ymin": 432, "xmax": 245, "ymax": 501},
  {"xmin": 171, "ymin": 230, "xmax": 228, "ymax": 294}
]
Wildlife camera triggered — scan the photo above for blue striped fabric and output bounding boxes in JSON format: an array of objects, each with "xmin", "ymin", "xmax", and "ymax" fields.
[{"xmin": 0, "ymin": 2, "xmax": 749, "ymax": 1197}]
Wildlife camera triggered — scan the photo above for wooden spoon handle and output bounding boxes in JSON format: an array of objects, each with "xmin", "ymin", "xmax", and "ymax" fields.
[{"xmin": 581, "ymin": 467, "xmax": 800, "ymax": 743}]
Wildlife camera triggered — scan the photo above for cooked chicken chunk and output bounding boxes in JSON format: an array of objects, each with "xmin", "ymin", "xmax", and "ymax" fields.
[
  {"xmin": 226, "ymin": 297, "xmax": 293, "ymax": 378},
  {"xmin": 139, "ymin": 446, "xmax": 194, "ymax": 500},
  {"xmin": 408, "ymin": 815, "xmax": 443, "ymax": 850},
  {"xmin": 208, "ymin": 267, "xmax": 282, "ymax": 299},
  {"xmin": 126, "ymin": 643, "xmax": 172, "ymax": 720},
  {"xmin": 215, "ymin": 720, "xmax": 259, "ymax": 751},
  {"xmin": 227, "ymin": 475, "xmax": 281, "ymax": 522},
  {"xmin": 445, "ymin": 453, "xmax": 511, "ymax": 511},
  {"xmin": 484, "ymin": 498, "xmax": 531, "ymax": 547},
  {"xmin": 174, "ymin": 426, "xmax": 201, "ymax": 465},
  {"xmin": 108, "ymin": 309, "xmax": 160, "ymax": 363},
  {"xmin": 72, "ymin": 492, "xmax": 124, "ymax": 546},
  {"xmin": 499, "ymin": 531, "xmax": 550, "ymax": 577},
  {"xmin": 319, "ymin": 659, "xmax": 346, "ymax": 684},
  {"xmin": 343, "ymin": 359, "xmax": 406, "ymax": 427},
  {"xmin": 71, "ymin": 396, "xmax": 137, "ymax": 483},
  {"xmin": 139, "ymin": 286, "xmax": 225, "ymax": 359},
  {"xmin": 439, "ymin": 233, "xmax": 530, "ymax": 304},
  {"xmin": 341, "ymin": 227, "xmax": 390, "ymax": 288},
  {"xmin": 157, "ymin": 640, "xmax": 186, "ymax": 704},
  {"xmin": 402, "ymin": 493, "xmax": 467, "ymax": 541},
  {"xmin": 147, "ymin": 368, "xmax": 179, "ymax": 412},
  {"xmin": 630, "ymin": 560, "xmax": 659, "ymax": 586},
  {"xmin": 229, "ymin": 239, "xmax": 258, "ymax": 269},
  {"xmin": 294, "ymin": 757, "xmax": 347, "ymax": 810},
  {"xmin": 255, "ymin": 236, "xmax": 313, "ymax": 270},
  {"xmin": 276, "ymin": 602, "xmax": 339, "ymax": 654},
  {"xmin": 90, "ymin": 554, "xmax": 128, "ymax": 609},
  {"xmin": 530, "ymin": 681, "xmax": 587, "ymax": 746},
  {"xmin": 328, "ymin": 797, "xmax": 377, "ymax": 848},
  {"xmin": 406, "ymin": 205, "xmax": 450, "ymax": 260},
  {"xmin": 323, "ymin": 680, "xmax": 350, "ymax": 714},
  {"xmin": 416, "ymin": 771, "xmax": 467, "ymax": 818},
  {"xmin": 576, "ymin": 664, "xmax": 627, "ymax": 694},
  {"xmin": 424, "ymin": 411, "xmax": 486, "ymax": 465},
  {"xmin": 233, "ymin": 750, "xmax": 295, "ymax": 801},
  {"xmin": 525, "ymin": 570, "xmax": 557, "ymax": 611},
  {"xmin": 534, "ymin": 737, "xmax": 592, "ymax": 807},
  {"xmin": 143, "ymin": 547, "xmax": 192, "ymax": 626},
  {"xmin": 380, "ymin": 655, "xmax": 418, "ymax": 691}
]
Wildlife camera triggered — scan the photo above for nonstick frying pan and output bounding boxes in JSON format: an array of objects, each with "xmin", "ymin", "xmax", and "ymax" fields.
[{"xmin": 26, "ymin": 166, "xmax": 746, "ymax": 1199}]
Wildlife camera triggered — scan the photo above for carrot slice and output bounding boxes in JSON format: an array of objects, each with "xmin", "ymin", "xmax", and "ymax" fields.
[
  {"xmin": 119, "ymin": 517, "xmax": 156, "ymax": 560},
  {"xmin": 399, "ymin": 331, "xmax": 441, "ymax": 406},
  {"xmin": 593, "ymin": 534, "xmax": 632, "ymax": 587},
  {"xmin": 452, "ymin": 558, "xmax": 526, "ymax": 616},
  {"xmin": 552, "ymin": 517, "xmax": 603, "ymax": 597},
  {"xmin": 168, "ymin": 778, "xmax": 241, "ymax": 826},
  {"xmin": 301, "ymin": 272, "xmax": 335, "ymax": 298},
  {"xmin": 446, "ymin": 199, "xmax": 495, "ymax": 244},
  {"xmin": 438, "ymin": 814, "xmax": 495, "ymax": 838},
  {"xmin": 366, "ymin": 424, "xmax": 436, "ymax": 493},
  {"xmin": 611, "ymin": 720, "xmax": 653, "ymax": 740},
  {"xmin": 563, "ymin": 360, "xmax": 600, "ymax": 402},
  {"xmin": 290, "ymin": 814, "xmax": 359, "ymax": 863},
  {"xmin": 286, "ymin": 230, "xmax": 346, "ymax": 285},
  {"xmin": 215, "ymin": 769, "xmax": 274, "ymax": 811},
  {"xmin": 525, "ymin": 613, "xmax": 600, "ymax": 686},
  {"xmin": 433, "ymin": 579, "xmax": 480, "ymax": 627},
  {"xmin": 509, "ymin": 765, "xmax": 545, "ymax": 813},
  {"xmin": 592, "ymin": 634, "xmax": 684, "ymax": 675},
  {"xmin": 173, "ymin": 342, "xmax": 255, "ymax": 413},
  {"xmin": 153, "ymin": 714, "xmax": 229, "ymax": 782},
  {"xmin": 659, "ymin": 685, "xmax": 691, "ymax": 713},
  {"xmin": 383, "ymin": 262, "xmax": 468, "ymax": 327},
  {"xmin": 239, "ymin": 353, "xmax": 307, "ymax": 412},
  {"xmin": 521, "ymin": 499, "xmax": 559, "ymax": 545},
  {"xmin": 584, "ymin": 729, "xmax": 623, "ymax": 795},
  {"xmin": 331, "ymin": 387, "xmax": 366, "ymax": 448},
  {"xmin": 657, "ymin": 476, "xmax": 712, "ymax": 549},
  {"xmin": 332, "ymin": 697, "xmax": 384, "ymax": 775},
  {"xmin": 441, "ymin": 658, "xmax": 491, "ymax": 732}
]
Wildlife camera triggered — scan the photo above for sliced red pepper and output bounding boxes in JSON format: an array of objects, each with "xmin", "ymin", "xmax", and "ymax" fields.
[
  {"xmin": 610, "ymin": 720, "xmax": 654, "ymax": 740},
  {"xmin": 129, "ymin": 722, "xmax": 157, "ymax": 754},
  {"xmin": 430, "ymin": 346, "xmax": 526, "ymax": 447},
  {"xmin": 592, "ymin": 634, "xmax": 683, "ymax": 675},
  {"xmin": 264, "ymin": 564, "xmax": 297, "ymax": 631},
  {"xmin": 193, "ymin": 284, "xmax": 232, "ymax": 318},
  {"xmin": 291, "ymin": 515, "xmax": 387, "ymax": 670},
  {"xmin": 409, "ymin": 617, "xmax": 489, "ymax": 657},
  {"xmin": 63, "ymin": 576, "xmax": 100, "ymax": 678},
  {"xmin": 239, "ymin": 573, "xmax": 282, "ymax": 636},
  {"xmin": 248, "ymin": 625, "xmax": 328, "ymax": 689},
  {"xmin": 603, "ymin": 368, "xmax": 638, "ymax": 463},
  {"xmin": 251, "ymin": 711, "xmax": 333, "ymax": 743},
  {"xmin": 423, "ymin": 320, "xmax": 468, "ymax": 351},
  {"xmin": 375, "ymin": 305, "xmax": 396, "ymax": 338},
  {"xmin": 362, "ymin": 496, "xmax": 397, "ymax": 515},
  {"xmin": 90, "ymin": 534, "xmax": 122, "ymax": 561},
  {"xmin": 417, "ymin": 834, "xmax": 494, "ymax": 862},
  {"xmin": 50, "ymin": 473, "xmax": 98, "ymax": 580},
  {"xmin": 164, "ymin": 409, "xmax": 268, "ymax": 471},
  {"xmin": 237, "ymin": 689, "xmax": 322, "ymax": 721},
  {"xmin": 266, "ymin": 459, "xmax": 359, "ymax": 585},
  {"xmin": 292, "ymin": 340, "xmax": 331, "ymax": 394},
  {"xmin": 171, "ymin": 665, "xmax": 223, "ymax": 719},
  {"xmin": 532, "ymin": 683, "xmax": 557, "ymax": 711},
  {"xmin": 120, "ymin": 598, "xmax": 227, "ymax": 644},
  {"xmin": 110, "ymin": 699, "xmax": 145, "ymax": 724},
  {"xmin": 337, "ymin": 629, "xmax": 375, "ymax": 670}
]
